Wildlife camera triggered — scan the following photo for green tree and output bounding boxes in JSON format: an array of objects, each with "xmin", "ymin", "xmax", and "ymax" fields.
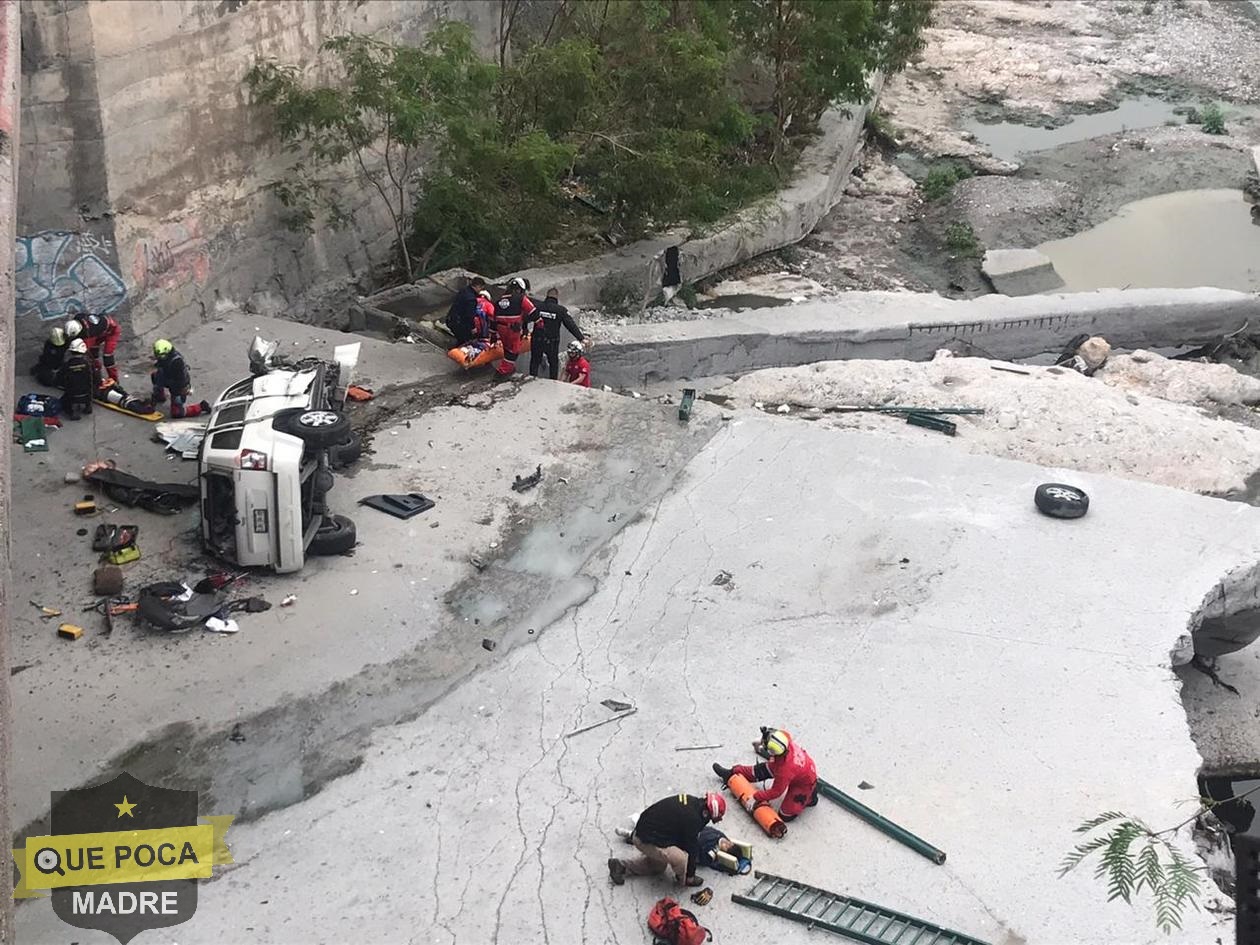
[
  {"xmin": 724, "ymin": 0, "xmax": 933, "ymax": 163},
  {"xmin": 244, "ymin": 24, "xmax": 498, "ymax": 281}
]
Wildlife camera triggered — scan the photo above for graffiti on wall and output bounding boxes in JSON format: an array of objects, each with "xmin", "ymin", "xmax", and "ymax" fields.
[
  {"xmin": 15, "ymin": 230, "xmax": 127, "ymax": 321},
  {"xmin": 132, "ymin": 218, "xmax": 210, "ymax": 292}
]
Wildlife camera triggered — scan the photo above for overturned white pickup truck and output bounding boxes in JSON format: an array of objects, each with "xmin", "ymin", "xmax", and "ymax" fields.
[{"xmin": 199, "ymin": 337, "xmax": 362, "ymax": 573}]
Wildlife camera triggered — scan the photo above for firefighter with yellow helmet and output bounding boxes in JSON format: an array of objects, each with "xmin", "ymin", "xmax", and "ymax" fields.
[{"xmin": 713, "ymin": 727, "xmax": 819, "ymax": 821}]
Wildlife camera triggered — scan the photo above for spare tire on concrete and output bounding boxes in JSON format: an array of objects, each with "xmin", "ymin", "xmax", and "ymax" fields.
[{"xmin": 1034, "ymin": 483, "xmax": 1089, "ymax": 519}]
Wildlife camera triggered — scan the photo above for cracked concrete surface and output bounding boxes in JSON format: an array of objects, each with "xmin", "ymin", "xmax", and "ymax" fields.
[{"xmin": 17, "ymin": 412, "xmax": 1253, "ymax": 942}]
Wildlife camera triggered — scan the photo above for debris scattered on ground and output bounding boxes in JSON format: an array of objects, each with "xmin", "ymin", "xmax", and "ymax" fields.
[
  {"xmin": 346, "ymin": 384, "xmax": 375, "ymax": 402},
  {"xmin": 564, "ymin": 707, "xmax": 638, "ymax": 739},
  {"xmin": 481, "ymin": 638, "xmax": 496, "ymax": 652},
  {"xmin": 228, "ymin": 724, "xmax": 247, "ymax": 744},
  {"xmin": 858, "ymin": 781, "xmax": 875, "ymax": 790},
  {"xmin": 776, "ymin": 404, "xmax": 791, "ymax": 414},
  {"xmin": 93, "ymin": 565, "xmax": 124, "ymax": 597},
  {"xmin": 92, "ymin": 524, "xmax": 139, "ymax": 554},
  {"xmin": 63, "ymin": 472, "xmax": 80, "ymax": 484},
  {"xmin": 1062, "ymin": 335, "xmax": 1111, "ymax": 377},
  {"xmin": 674, "ymin": 744, "xmax": 724, "ymax": 752},
  {"xmin": 83, "ymin": 466, "xmax": 199, "ymax": 515},
  {"xmin": 679, "ymin": 388, "xmax": 696, "ymax": 422},
  {"xmin": 204, "ymin": 616, "xmax": 240, "ymax": 634},
  {"xmin": 990, "ymin": 365, "xmax": 1031, "ymax": 376},
  {"xmin": 193, "ymin": 571, "xmax": 246, "ymax": 594},
  {"xmin": 600, "ymin": 699, "xmax": 633, "ymax": 712},
  {"xmin": 349, "ymin": 588, "xmax": 359, "ymax": 596},
  {"xmin": 905, "ymin": 412, "xmax": 957, "ymax": 436},
  {"xmin": 280, "ymin": 594, "xmax": 297, "ymax": 607},
  {"xmin": 73, "ymin": 495, "xmax": 97, "ymax": 516},
  {"xmin": 469, "ymin": 555, "xmax": 488, "ymax": 571},
  {"xmin": 690, "ymin": 887, "xmax": 714, "ymax": 906},
  {"xmin": 82, "ymin": 459, "xmax": 116, "ymax": 477},
  {"xmin": 14, "ymin": 416, "xmax": 48, "ymax": 453},
  {"xmin": 29, "ymin": 602, "xmax": 61, "ymax": 619},
  {"xmin": 711, "ymin": 570, "xmax": 733, "ymax": 588},
  {"xmin": 57, "ymin": 623, "xmax": 84, "ymax": 641},
  {"xmin": 359, "ymin": 493, "xmax": 435, "ymax": 519},
  {"xmin": 511, "ymin": 464, "xmax": 543, "ymax": 493}
]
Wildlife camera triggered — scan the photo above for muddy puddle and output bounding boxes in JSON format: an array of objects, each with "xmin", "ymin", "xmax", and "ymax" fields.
[
  {"xmin": 963, "ymin": 96, "xmax": 1182, "ymax": 163},
  {"xmin": 1036, "ymin": 189, "xmax": 1260, "ymax": 293},
  {"xmin": 695, "ymin": 293, "xmax": 788, "ymax": 310}
]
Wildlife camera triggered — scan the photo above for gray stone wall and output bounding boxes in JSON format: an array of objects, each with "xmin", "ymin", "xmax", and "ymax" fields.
[{"xmin": 16, "ymin": 0, "xmax": 499, "ymax": 361}]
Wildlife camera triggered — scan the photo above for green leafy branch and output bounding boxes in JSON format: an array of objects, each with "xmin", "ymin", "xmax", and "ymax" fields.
[{"xmin": 1061, "ymin": 784, "xmax": 1260, "ymax": 933}]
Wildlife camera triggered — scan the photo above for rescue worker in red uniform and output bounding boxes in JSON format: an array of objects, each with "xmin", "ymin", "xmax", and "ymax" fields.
[
  {"xmin": 66, "ymin": 313, "xmax": 123, "ymax": 382},
  {"xmin": 493, "ymin": 277, "xmax": 536, "ymax": 377},
  {"xmin": 563, "ymin": 340, "xmax": 591, "ymax": 388},
  {"xmin": 713, "ymin": 727, "xmax": 818, "ymax": 821}
]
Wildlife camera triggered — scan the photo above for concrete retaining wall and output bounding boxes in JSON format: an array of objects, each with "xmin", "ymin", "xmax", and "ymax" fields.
[
  {"xmin": 591, "ymin": 287, "xmax": 1260, "ymax": 388},
  {"xmin": 16, "ymin": 0, "xmax": 499, "ymax": 360},
  {"xmin": 364, "ymin": 79, "xmax": 883, "ymax": 320}
]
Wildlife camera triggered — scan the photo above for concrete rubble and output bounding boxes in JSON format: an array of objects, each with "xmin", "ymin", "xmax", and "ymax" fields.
[
  {"xmin": 981, "ymin": 248, "xmax": 1063, "ymax": 296},
  {"xmin": 716, "ymin": 352, "xmax": 1260, "ymax": 498}
]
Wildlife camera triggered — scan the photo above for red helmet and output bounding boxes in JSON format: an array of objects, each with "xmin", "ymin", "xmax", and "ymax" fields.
[{"xmin": 705, "ymin": 792, "xmax": 726, "ymax": 822}]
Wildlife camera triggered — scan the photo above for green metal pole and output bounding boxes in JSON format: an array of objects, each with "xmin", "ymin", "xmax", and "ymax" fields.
[{"xmin": 816, "ymin": 778, "xmax": 947, "ymax": 865}]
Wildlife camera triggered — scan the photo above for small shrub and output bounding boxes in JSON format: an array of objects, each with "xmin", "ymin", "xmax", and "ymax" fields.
[
  {"xmin": 944, "ymin": 221, "xmax": 981, "ymax": 257},
  {"xmin": 1201, "ymin": 102, "xmax": 1226, "ymax": 135},
  {"xmin": 599, "ymin": 274, "xmax": 641, "ymax": 317},
  {"xmin": 864, "ymin": 109, "xmax": 899, "ymax": 150},
  {"xmin": 675, "ymin": 283, "xmax": 699, "ymax": 308},
  {"xmin": 921, "ymin": 163, "xmax": 973, "ymax": 202}
]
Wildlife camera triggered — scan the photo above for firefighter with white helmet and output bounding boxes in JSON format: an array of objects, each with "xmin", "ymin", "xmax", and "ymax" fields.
[
  {"xmin": 65, "ymin": 313, "xmax": 123, "ymax": 382},
  {"xmin": 60, "ymin": 338, "xmax": 95, "ymax": 420}
]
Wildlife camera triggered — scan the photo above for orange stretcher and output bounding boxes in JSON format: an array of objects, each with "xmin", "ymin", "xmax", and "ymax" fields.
[
  {"xmin": 446, "ymin": 340, "xmax": 503, "ymax": 370},
  {"xmin": 727, "ymin": 772, "xmax": 787, "ymax": 839}
]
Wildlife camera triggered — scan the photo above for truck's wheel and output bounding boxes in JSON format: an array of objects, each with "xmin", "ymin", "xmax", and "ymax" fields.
[
  {"xmin": 1034, "ymin": 483, "xmax": 1089, "ymax": 519},
  {"xmin": 329, "ymin": 432, "xmax": 363, "ymax": 469},
  {"xmin": 274, "ymin": 408, "xmax": 352, "ymax": 448},
  {"xmin": 308, "ymin": 514, "xmax": 356, "ymax": 556}
]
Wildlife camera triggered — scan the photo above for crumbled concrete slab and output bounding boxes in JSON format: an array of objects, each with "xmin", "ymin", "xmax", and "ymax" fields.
[
  {"xmin": 1101, "ymin": 350, "xmax": 1260, "ymax": 407},
  {"xmin": 590, "ymin": 287, "xmax": 1260, "ymax": 388},
  {"xmin": 982, "ymin": 247, "xmax": 1064, "ymax": 296},
  {"xmin": 716, "ymin": 355, "xmax": 1260, "ymax": 496},
  {"xmin": 18, "ymin": 417, "xmax": 1247, "ymax": 943}
]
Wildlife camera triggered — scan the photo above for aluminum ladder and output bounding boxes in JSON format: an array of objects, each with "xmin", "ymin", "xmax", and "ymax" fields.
[{"xmin": 731, "ymin": 872, "xmax": 991, "ymax": 945}]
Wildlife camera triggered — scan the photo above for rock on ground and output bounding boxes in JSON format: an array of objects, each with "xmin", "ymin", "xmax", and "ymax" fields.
[{"xmin": 716, "ymin": 355, "xmax": 1260, "ymax": 497}]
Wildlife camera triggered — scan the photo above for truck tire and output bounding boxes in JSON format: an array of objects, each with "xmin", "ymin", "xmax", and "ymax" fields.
[
  {"xmin": 308, "ymin": 514, "xmax": 356, "ymax": 556},
  {"xmin": 329, "ymin": 432, "xmax": 363, "ymax": 469},
  {"xmin": 1034, "ymin": 483, "xmax": 1089, "ymax": 519},
  {"xmin": 274, "ymin": 408, "xmax": 352, "ymax": 448}
]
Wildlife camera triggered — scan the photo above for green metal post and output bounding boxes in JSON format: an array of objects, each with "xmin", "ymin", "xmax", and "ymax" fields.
[{"xmin": 816, "ymin": 778, "xmax": 947, "ymax": 865}]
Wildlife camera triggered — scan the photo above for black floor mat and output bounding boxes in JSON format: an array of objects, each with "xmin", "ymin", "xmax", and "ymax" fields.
[{"xmin": 359, "ymin": 493, "xmax": 435, "ymax": 520}]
